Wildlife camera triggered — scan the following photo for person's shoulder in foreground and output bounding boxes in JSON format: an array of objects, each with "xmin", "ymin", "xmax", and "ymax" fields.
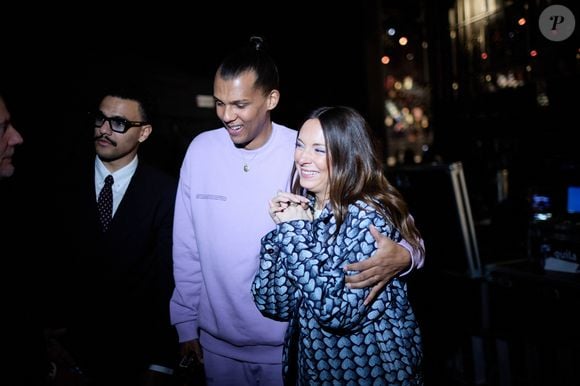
[{"xmin": 0, "ymin": 94, "xmax": 24, "ymax": 180}]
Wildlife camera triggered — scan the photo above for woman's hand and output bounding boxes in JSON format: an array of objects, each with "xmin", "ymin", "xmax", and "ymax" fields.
[
  {"xmin": 269, "ymin": 191, "xmax": 312, "ymax": 224},
  {"xmin": 344, "ymin": 225, "xmax": 411, "ymax": 305}
]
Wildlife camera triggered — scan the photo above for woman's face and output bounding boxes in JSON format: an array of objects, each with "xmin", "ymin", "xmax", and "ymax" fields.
[{"xmin": 294, "ymin": 118, "xmax": 330, "ymax": 203}]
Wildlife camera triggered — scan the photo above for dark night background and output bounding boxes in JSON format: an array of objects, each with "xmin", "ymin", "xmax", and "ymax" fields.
[{"xmin": 5, "ymin": 2, "xmax": 416, "ymax": 176}]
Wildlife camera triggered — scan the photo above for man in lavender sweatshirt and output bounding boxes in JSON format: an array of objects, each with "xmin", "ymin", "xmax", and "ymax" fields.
[{"xmin": 170, "ymin": 37, "xmax": 425, "ymax": 386}]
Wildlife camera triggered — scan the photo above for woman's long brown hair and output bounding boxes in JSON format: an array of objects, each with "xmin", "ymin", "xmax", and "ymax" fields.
[{"xmin": 291, "ymin": 106, "xmax": 424, "ymax": 255}]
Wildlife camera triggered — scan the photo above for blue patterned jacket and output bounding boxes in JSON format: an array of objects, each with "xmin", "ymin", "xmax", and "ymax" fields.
[{"xmin": 252, "ymin": 200, "xmax": 423, "ymax": 385}]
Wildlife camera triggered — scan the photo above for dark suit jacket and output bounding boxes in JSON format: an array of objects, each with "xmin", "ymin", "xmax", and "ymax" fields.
[
  {"xmin": 54, "ymin": 157, "xmax": 179, "ymax": 383},
  {"xmin": 1, "ymin": 177, "xmax": 51, "ymax": 385}
]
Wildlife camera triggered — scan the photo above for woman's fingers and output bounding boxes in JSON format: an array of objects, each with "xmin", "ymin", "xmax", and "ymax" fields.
[{"xmin": 274, "ymin": 192, "xmax": 309, "ymax": 207}]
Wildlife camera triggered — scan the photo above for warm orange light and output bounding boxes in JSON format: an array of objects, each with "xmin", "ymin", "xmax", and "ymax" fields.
[
  {"xmin": 518, "ymin": 18, "xmax": 526, "ymax": 26},
  {"xmin": 398, "ymin": 37, "xmax": 408, "ymax": 46},
  {"xmin": 381, "ymin": 55, "xmax": 391, "ymax": 64}
]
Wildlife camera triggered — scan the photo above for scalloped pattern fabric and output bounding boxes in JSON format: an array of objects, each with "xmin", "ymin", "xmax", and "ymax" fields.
[{"xmin": 252, "ymin": 201, "xmax": 423, "ymax": 385}]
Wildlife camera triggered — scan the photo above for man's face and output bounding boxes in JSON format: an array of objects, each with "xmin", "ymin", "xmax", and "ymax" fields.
[
  {"xmin": 0, "ymin": 98, "xmax": 24, "ymax": 179},
  {"xmin": 213, "ymin": 70, "xmax": 278, "ymax": 150},
  {"xmin": 94, "ymin": 96, "xmax": 151, "ymax": 169}
]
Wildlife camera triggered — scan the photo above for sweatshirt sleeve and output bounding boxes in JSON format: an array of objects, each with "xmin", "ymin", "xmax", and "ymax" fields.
[
  {"xmin": 169, "ymin": 148, "xmax": 202, "ymax": 343},
  {"xmin": 398, "ymin": 214, "xmax": 425, "ymax": 276}
]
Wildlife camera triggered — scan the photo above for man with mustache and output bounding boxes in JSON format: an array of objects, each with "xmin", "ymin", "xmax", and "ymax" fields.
[{"xmin": 48, "ymin": 82, "xmax": 179, "ymax": 385}]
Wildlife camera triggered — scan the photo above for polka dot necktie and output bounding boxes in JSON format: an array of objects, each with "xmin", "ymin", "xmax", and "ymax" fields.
[{"xmin": 97, "ymin": 175, "xmax": 114, "ymax": 232}]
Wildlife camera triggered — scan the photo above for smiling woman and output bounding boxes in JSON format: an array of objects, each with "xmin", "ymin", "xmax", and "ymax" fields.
[{"xmin": 252, "ymin": 105, "xmax": 424, "ymax": 385}]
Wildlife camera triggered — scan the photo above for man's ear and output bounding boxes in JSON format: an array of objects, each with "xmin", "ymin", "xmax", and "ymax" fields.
[
  {"xmin": 138, "ymin": 125, "xmax": 152, "ymax": 143},
  {"xmin": 266, "ymin": 89, "xmax": 280, "ymax": 111}
]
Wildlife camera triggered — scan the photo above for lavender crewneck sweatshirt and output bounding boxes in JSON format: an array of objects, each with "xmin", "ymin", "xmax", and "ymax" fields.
[{"xmin": 170, "ymin": 123, "xmax": 297, "ymax": 363}]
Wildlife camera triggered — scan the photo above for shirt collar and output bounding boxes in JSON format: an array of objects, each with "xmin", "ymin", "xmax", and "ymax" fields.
[{"xmin": 94, "ymin": 155, "xmax": 139, "ymax": 188}]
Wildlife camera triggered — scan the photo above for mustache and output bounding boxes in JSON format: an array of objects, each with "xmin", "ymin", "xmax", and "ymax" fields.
[{"xmin": 94, "ymin": 134, "xmax": 117, "ymax": 147}]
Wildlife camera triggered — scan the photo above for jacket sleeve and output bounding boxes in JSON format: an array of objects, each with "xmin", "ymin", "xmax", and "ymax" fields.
[
  {"xmin": 147, "ymin": 171, "xmax": 180, "ymax": 367},
  {"xmin": 283, "ymin": 210, "xmax": 400, "ymax": 332},
  {"xmin": 251, "ymin": 226, "xmax": 301, "ymax": 321}
]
